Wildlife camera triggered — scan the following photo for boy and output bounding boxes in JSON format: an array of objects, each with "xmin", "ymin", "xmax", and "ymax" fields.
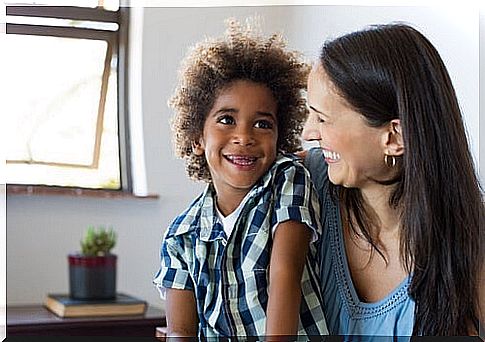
[{"xmin": 153, "ymin": 19, "xmax": 327, "ymax": 339}]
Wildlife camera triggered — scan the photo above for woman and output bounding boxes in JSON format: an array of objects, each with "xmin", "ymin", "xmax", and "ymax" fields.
[{"xmin": 302, "ymin": 23, "xmax": 484, "ymax": 336}]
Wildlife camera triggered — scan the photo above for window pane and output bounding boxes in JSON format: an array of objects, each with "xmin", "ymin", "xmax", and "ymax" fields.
[
  {"xmin": 5, "ymin": 34, "xmax": 120, "ymax": 189},
  {"xmin": 6, "ymin": 16, "xmax": 119, "ymax": 31}
]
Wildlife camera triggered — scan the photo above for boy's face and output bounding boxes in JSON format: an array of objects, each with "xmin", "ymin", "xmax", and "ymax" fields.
[{"xmin": 194, "ymin": 80, "xmax": 278, "ymax": 205}]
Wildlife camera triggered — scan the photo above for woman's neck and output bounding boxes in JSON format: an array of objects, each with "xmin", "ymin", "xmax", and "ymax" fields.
[
  {"xmin": 360, "ymin": 185, "xmax": 401, "ymax": 236},
  {"xmin": 342, "ymin": 184, "xmax": 404, "ymax": 272}
]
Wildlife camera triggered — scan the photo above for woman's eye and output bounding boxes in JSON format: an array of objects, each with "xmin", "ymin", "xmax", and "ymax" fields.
[
  {"xmin": 217, "ymin": 115, "xmax": 235, "ymax": 125},
  {"xmin": 317, "ymin": 115, "xmax": 326, "ymax": 123},
  {"xmin": 254, "ymin": 120, "xmax": 273, "ymax": 129}
]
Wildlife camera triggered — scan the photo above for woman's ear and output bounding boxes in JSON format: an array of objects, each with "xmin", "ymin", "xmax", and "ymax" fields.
[
  {"xmin": 382, "ymin": 119, "xmax": 404, "ymax": 156},
  {"xmin": 192, "ymin": 139, "xmax": 205, "ymax": 156}
]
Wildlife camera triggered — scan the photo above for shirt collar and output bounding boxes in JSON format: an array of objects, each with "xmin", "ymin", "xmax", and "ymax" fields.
[
  {"xmin": 173, "ymin": 153, "xmax": 299, "ymax": 241},
  {"xmin": 198, "ymin": 185, "xmax": 224, "ymax": 241}
]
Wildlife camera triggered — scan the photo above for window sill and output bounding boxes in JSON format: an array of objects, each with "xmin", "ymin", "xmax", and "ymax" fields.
[{"xmin": 6, "ymin": 185, "xmax": 159, "ymax": 200}]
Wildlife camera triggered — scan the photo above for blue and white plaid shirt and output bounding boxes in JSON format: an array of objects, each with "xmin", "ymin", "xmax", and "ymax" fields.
[{"xmin": 153, "ymin": 154, "xmax": 328, "ymax": 338}]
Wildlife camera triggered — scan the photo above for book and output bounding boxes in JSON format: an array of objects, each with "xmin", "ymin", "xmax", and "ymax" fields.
[{"xmin": 44, "ymin": 293, "xmax": 147, "ymax": 318}]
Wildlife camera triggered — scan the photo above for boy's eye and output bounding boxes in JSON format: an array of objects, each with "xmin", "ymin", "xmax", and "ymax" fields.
[
  {"xmin": 254, "ymin": 120, "xmax": 273, "ymax": 129},
  {"xmin": 217, "ymin": 115, "xmax": 235, "ymax": 125},
  {"xmin": 317, "ymin": 115, "xmax": 326, "ymax": 123}
]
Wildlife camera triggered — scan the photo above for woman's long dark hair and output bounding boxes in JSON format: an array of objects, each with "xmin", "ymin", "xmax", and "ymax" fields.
[{"xmin": 320, "ymin": 23, "xmax": 483, "ymax": 335}]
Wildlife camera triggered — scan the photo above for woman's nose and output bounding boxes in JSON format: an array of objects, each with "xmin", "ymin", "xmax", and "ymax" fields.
[{"xmin": 302, "ymin": 113, "xmax": 321, "ymax": 141}]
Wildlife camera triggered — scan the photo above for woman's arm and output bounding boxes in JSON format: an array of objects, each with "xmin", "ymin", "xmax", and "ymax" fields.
[
  {"xmin": 165, "ymin": 288, "xmax": 198, "ymax": 338},
  {"xmin": 266, "ymin": 220, "xmax": 312, "ymax": 338}
]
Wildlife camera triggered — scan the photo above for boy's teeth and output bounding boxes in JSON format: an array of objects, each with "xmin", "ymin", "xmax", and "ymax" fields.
[{"xmin": 227, "ymin": 155, "xmax": 256, "ymax": 165}]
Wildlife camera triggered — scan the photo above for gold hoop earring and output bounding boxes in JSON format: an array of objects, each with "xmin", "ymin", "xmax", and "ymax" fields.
[{"xmin": 384, "ymin": 154, "xmax": 396, "ymax": 168}]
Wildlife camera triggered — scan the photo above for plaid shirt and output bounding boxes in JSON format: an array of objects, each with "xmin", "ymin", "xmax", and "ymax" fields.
[{"xmin": 153, "ymin": 154, "xmax": 328, "ymax": 338}]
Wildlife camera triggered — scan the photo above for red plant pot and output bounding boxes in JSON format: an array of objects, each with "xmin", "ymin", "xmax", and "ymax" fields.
[{"xmin": 68, "ymin": 253, "xmax": 117, "ymax": 300}]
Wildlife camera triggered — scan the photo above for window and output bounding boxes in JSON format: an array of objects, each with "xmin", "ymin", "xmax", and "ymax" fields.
[{"xmin": 5, "ymin": 2, "xmax": 132, "ymax": 193}]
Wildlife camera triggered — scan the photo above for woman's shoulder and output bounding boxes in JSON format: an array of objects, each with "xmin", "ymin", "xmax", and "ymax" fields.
[
  {"xmin": 302, "ymin": 147, "xmax": 327, "ymax": 171},
  {"xmin": 302, "ymin": 148, "xmax": 330, "ymax": 200}
]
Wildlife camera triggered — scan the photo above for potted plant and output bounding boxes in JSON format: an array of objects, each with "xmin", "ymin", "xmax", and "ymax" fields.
[{"xmin": 68, "ymin": 226, "xmax": 117, "ymax": 299}]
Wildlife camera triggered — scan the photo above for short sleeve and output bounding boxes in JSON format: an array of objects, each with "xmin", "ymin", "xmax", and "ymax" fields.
[
  {"xmin": 153, "ymin": 234, "xmax": 194, "ymax": 299},
  {"xmin": 270, "ymin": 161, "xmax": 322, "ymax": 242}
]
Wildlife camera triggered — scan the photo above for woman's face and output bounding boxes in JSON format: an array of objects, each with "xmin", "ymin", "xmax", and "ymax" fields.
[{"xmin": 303, "ymin": 64, "xmax": 390, "ymax": 190}]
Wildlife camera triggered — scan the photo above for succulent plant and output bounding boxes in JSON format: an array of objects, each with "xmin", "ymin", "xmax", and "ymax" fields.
[{"xmin": 81, "ymin": 226, "xmax": 116, "ymax": 256}]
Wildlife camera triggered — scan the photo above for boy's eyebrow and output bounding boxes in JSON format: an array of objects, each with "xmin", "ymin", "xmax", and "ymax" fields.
[
  {"xmin": 256, "ymin": 111, "xmax": 277, "ymax": 119},
  {"xmin": 211, "ymin": 107, "xmax": 237, "ymax": 116},
  {"xmin": 211, "ymin": 108, "xmax": 276, "ymax": 119}
]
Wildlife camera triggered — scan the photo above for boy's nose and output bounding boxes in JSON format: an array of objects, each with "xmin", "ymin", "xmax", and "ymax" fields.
[
  {"xmin": 232, "ymin": 126, "xmax": 255, "ymax": 146},
  {"xmin": 301, "ymin": 113, "xmax": 321, "ymax": 141}
]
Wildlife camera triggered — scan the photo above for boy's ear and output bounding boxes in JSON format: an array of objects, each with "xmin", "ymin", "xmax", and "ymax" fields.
[
  {"xmin": 192, "ymin": 139, "xmax": 205, "ymax": 156},
  {"xmin": 381, "ymin": 119, "xmax": 404, "ymax": 156}
]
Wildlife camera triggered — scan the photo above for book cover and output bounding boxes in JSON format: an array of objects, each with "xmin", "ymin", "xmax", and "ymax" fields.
[{"xmin": 44, "ymin": 293, "xmax": 147, "ymax": 318}]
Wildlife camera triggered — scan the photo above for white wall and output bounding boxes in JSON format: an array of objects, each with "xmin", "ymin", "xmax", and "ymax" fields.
[
  {"xmin": 6, "ymin": 5, "xmax": 480, "ymax": 308},
  {"xmin": 480, "ymin": 10, "xmax": 484, "ymax": 188}
]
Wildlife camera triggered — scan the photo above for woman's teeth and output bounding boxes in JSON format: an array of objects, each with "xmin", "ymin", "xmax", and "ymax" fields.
[{"xmin": 323, "ymin": 149, "xmax": 341, "ymax": 160}]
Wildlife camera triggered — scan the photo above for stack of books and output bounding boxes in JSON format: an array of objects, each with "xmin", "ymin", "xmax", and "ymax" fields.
[{"xmin": 44, "ymin": 293, "xmax": 147, "ymax": 318}]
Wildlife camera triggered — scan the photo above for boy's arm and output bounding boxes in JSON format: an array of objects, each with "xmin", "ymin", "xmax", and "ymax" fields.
[
  {"xmin": 165, "ymin": 288, "xmax": 198, "ymax": 338},
  {"xmin": 266, "ymin": 220, "xmax": 312, "ymax": 338}
]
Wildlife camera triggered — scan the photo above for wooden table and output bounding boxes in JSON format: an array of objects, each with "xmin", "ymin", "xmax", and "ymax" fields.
[{"xmin": 7, "ymin": 304, "xmax": 166, "ymax": 337}]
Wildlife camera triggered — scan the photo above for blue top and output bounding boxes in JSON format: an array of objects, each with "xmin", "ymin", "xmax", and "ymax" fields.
[
  {"xmin": 305, "ymin": 148, "xmax": 415, "ymax": 338},
  {"xmin": 154, "ymin": 154, "xmax": 328, "ymax": 338}
]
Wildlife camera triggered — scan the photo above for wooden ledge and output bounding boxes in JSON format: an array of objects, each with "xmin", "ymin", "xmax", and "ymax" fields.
[{"xmin": 7, "ymin": 185, "xmax": 159, "ymax": 199}]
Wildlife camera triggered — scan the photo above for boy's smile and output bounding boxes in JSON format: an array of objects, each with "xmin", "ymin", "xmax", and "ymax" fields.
[
  {"xmin": 224, "ymin": 155, "xmax": 258, "ymax": 169},
  {"xmin": 194, "ymin": 80, "xmax": 278, "ymax": 215}
]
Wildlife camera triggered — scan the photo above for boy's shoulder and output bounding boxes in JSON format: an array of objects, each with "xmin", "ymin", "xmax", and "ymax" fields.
[
  {"xmin": 270, "ymin": 152, "xmax": 309, "ymax": 180},
  {"xmin": 272, "ymin": 152, "xmax": 303, "ymax": 170},
  {"xmin": 164, "ymin": 186, "xmax": 211, "ymax": 239},
  {"xmin": 253, "ymin": 153, "xmax": 312, "ymax": 195}
]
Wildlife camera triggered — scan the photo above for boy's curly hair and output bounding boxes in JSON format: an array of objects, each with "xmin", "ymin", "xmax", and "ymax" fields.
[{"xmin": 169, "ymin": 18, "xmax": 310, "ymax": 182}]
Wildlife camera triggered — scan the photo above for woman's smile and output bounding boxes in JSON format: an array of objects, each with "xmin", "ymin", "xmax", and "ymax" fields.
[{"xmin": 322, "ymin": 148, "xmax": 341, "ymax": 163}]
